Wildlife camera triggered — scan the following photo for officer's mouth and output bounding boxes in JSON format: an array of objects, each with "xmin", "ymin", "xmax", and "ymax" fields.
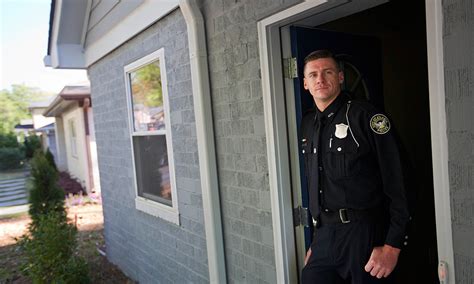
[{"xmin": 316, "ymin": 86, "xmax": 329, "ymax": 91}]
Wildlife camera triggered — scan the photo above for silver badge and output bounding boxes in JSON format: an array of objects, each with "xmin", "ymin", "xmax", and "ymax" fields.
[{"xmin": 335, "ymin": 123, "xmax": 349, "ymax": 139}]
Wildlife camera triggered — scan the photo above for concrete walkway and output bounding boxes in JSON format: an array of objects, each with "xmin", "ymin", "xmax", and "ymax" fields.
[{"xmin": 0, "ymin": 175, "xmax": 30, "ymax": 217}]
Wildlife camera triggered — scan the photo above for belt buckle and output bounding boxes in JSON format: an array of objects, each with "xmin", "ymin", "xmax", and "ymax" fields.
[{"xmin": 339, "ymin": 208, "xmax": 350, "ymax": 224}]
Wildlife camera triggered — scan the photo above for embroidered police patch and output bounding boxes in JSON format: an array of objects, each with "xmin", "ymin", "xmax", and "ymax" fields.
[{"xmin": 370, "ymin": 114, "xmax": 391, "ymax": 134}]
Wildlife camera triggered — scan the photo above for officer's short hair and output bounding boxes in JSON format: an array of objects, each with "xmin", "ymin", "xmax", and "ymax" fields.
[{"xmin": 303, "ymin": 50, "xmax": 341, "ymax": 74}]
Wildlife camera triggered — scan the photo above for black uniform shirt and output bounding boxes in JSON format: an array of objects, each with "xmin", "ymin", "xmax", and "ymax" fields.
[{"xmin": 300, "ymin": 92, "xmax": 410, "ymax": 248}]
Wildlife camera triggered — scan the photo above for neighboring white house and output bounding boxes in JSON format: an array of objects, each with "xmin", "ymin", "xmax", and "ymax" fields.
[
  {"xmin": 44, "ymin": 0, "xmax": 473, "ymax": 283},
  {"xmin": 13, "ymin": 119, "xmax": 34, "ymax": 141},
  {"xmin": 43, "ymin": 84, "xmax": 101, "ymax": 194},
  {"xmin": 28, "ymin": 101, "xmax": 57, "ymax": 157}
]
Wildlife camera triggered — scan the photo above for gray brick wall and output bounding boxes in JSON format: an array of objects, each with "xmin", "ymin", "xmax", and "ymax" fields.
[
  {"xmin": 199, "ymin": 0, "xmax": 301, "ymax": 283},
  {"xmin": 88, "ymin": 9, "xmax": 209, "ymax": 283},
  {"xmin": 442, "ymin": 0, "xmax": 474, "ymax": 283}
]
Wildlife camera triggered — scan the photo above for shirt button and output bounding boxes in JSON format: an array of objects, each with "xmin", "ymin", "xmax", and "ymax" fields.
[
  {"xmin": 319, "ymin": 190, "xmax": 323, "ymax": 194},
  {"xmin": 405, "ymin": 236, "xmax": 409, "ymax": 240},
  {"xmin": 337, "ymin": 147, "xmax": 342, "ymax": 152},
  {"xmin": 324, "ymin": 209, "xmax": 329, "ymax": 212},
  {"xmin": 404, "ymin": 241, "xmax": 408, "ymax": 246},
  {"xmin": 319, "ymin": 167, "xmax": 323, "ymax": 171}
]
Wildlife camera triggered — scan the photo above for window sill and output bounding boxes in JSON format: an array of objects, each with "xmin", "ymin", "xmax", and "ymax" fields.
[{"xmin": 135, "ymin": 197, "xmax": 180, "ymax": 225}]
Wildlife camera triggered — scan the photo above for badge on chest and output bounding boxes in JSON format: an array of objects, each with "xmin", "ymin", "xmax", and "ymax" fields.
[{"xmin": 334, "ymin": 123, "xmax": 349, "ymax": 139}]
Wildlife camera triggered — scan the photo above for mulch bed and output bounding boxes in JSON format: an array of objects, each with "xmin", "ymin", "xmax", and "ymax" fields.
[{"xmin": 0, "ymin": 204, "xmax": 134, "ymax": 283}]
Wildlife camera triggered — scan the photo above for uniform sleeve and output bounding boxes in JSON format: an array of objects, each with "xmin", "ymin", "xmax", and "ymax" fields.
[{"xmin": 365, "ymin": 110, "xmax": 410, "ymax": 249}]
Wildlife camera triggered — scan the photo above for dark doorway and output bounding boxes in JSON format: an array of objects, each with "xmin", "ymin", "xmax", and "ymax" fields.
[{"xmin": 289, "ymin": 1, "xmax": 438, "ymax": 282}]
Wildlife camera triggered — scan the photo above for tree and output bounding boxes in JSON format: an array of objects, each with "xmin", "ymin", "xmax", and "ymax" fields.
[
  {"xmin": 20, "ymin": 150, "xmax": 90, "ymax": 283},
  {"xmin": 130, "ymin": 63, "xmax": 163, "ymax": 107},
  {"xmin": 28, "ymin": 150, "xmax": 64, "ymax": 224},
  {"xmin": 0, "ymin": 84, "xmax": 52, "ymax": 135}
]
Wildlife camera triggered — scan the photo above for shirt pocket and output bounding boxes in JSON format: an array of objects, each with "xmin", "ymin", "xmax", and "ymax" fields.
[{"xmin": 325, "ymin": 137, "xmax": 360, "ymax": 179}]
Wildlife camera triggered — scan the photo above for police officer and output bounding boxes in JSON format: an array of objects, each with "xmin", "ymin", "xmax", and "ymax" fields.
[{"xmin": 300, "ymin": 50, "xmax": 410, "ymax": 283}]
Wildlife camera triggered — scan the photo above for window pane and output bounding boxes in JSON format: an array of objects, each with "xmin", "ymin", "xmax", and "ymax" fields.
[
  {"xmin": 133, "ymin": 135, "xmax": 171, "ymax": 206},
  {"xmin": 129, "ymin": 60, "xmax": 165, "ymax": 132}
]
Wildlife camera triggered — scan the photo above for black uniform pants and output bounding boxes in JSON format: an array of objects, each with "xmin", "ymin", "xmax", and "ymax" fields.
[{"xmin": 302, "ymin": 220, "xmax": 393, "ymax": 284}]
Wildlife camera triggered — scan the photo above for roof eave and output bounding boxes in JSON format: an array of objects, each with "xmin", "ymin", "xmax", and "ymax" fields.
[{"xmin": 44, "ymin": 0, "xmax": 90, "ymax": 69}]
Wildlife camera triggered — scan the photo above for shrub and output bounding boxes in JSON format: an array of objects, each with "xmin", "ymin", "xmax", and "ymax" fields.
[
  {"xmin": 28, "ymin": 150, "xmax": 64, "ymax": 225},
  {"xmin": 20, "ymin": 211, "xmax": 90, "ymax": 283},
  {"xmin": 0, "ymin": 147, "xmax": 25, "ymax": 170},
  {"xmin": 0, "ymin": 133, "xmax": 19, "ymax": 148},
  {"xmin": 24, "ymin": 135, "xmax": 41, "ymax": 159},
  {"xmin": 45, "ymin": 147, "xmax": 58, "ymax": 172},
  {"xmin": 21, "ymin": 150, "xmax": 90, "ymax": 283}
]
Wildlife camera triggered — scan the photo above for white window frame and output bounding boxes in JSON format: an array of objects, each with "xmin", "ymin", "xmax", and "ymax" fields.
[
  {"xmin": 68, "ymin": 119, "xmax": 78, "ymax": 158},
  {"xmin": 124, "ymin": 48, "xmax": 179, "ymax": 225}
]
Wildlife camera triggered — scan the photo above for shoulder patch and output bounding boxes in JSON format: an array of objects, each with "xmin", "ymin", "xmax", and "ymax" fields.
[{"xmin": 370, "ymin": 114, "xmax": 391, "ymax": 134}]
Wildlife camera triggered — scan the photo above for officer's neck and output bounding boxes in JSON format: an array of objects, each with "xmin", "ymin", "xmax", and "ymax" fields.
[{"xmin": 315, "ymin": 93, "xmax": 341, "ymax": 113}]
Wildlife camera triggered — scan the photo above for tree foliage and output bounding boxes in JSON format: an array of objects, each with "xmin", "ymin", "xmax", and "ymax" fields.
[
  {"xmin": 28, "ymin": 150, "xmax": 65, "ymax": 225},
  {"xmin": 0, "ymin": 84, "xmax": 52, "ymax": 135},
  {"xmin": 24, "ymin": 135, "xmax": 42, "ymax": 159},
  {"xmin": 0, "ymin": 133, "xmax": 24, "ymax": 170},
  {"xmin": 131, "ymin": 62, "xmax": 163, "ymax": 108},
  {"xmin": 21, "ymin": 211, "xmax": 90, "ymax": 283},
  {"xmin": 45, "ymin": 147, "xmax": 58, "ymax": 172},
  {"xmin": 20, "ymin": 150, "xmax": 90, "ymax": 283}
]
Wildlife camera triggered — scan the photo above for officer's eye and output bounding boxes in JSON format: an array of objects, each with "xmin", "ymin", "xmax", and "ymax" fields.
[{"xmin": 307, "ymin": 73, "xmax": 316, "ymax": 79}]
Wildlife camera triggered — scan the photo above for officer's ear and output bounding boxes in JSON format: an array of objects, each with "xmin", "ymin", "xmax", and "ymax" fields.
[
  {"xmin": 303, "ymin": 77, "xmax": 309, "ymax": 90},
  {"xmin": 338, "ymin": 71, "xmax": 344, "ymax": 84}
]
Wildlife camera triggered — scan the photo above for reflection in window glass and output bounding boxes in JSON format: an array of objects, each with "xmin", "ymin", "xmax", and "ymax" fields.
[
  {"xmin": 130, "ymin": 61, "xmax": 165, "ymax": 132},
  {"xmin": 133, "ymin": 135, "xmax": 171, "ymax": 205}
]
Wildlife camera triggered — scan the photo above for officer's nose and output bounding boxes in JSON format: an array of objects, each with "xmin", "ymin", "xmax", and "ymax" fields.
[{"xmin": 316, "ymin": 75, "xmax": 325, "ymax": 85}]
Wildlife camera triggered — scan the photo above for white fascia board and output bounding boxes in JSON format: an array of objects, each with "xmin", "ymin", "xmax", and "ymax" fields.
[
  {"xmin": 47, "ymin": 0, "xmax": 62, "ymax": 68},
  {"xmin": 47, "ymin": 0, "xmax": 87, "ymax": 69},
  {"xmin": 84, "ymin": 0, "xmax": 179, "ymax": 67}
]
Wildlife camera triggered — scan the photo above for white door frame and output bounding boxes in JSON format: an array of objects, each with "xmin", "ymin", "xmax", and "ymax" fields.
[{"xmin": 257, "ymin": 0, "xmax": 455, "ymax": 283}]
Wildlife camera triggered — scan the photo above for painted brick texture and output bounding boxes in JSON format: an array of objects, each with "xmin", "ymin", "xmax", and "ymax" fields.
[
  {"xmin": 88, "ymin": 9, "xmax": 209, "ymax": 283},
  {"xmin": 442, "ymin": 0, "xmax": 474, "ymax": 283},
  {"xmin": 199, "ymin": 0, "xmax": 300, "ymax": 283}
]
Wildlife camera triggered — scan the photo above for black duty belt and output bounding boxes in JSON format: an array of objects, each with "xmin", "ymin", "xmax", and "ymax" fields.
[{"xmin": 317, "ymin": 208, "xmax": 382, "ymax": 226}]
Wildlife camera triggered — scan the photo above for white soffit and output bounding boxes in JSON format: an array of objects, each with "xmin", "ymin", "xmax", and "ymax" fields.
[{"xmin": 84, "ymin": 0, "xmax": 179, "ymax": 67}]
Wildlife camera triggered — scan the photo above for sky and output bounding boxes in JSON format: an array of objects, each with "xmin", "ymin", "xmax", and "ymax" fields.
[{"xmin": 0, "ymin": 0, "xmax": 88, "ymax": 94}]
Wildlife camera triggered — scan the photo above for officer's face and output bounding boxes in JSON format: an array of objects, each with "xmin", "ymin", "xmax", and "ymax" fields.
[{"xmin": 303, "ymin": 58, "xmax": 344, "ymax": 109}]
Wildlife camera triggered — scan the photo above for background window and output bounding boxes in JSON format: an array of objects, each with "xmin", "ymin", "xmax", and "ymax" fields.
[{"xmin": 69, "ymin": 119, "xmax": 77, "ymax": 157}]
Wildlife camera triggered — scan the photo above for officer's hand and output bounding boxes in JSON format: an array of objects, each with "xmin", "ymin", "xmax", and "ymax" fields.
[
  {"xmin": 364, "ymin": 244, "xmax": 400, "ymax": 278},
  {"xmin": 304, "ymin": 247, "xmax": 312, "ymax": 266}
]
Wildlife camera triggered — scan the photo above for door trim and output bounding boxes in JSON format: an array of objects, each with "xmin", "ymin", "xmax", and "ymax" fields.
[
  {"xmin": 258, "ymin": 0, "xmax": 455, "ymax": 283},
  {"xmin": 425, "ymin": 1, "xmax": 456, "ymax": 283}
]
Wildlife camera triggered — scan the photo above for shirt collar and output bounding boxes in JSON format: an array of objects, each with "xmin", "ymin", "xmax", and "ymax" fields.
[{"xmin": 316, "ymin": 92, "xmax": 348, "ymax": 120}]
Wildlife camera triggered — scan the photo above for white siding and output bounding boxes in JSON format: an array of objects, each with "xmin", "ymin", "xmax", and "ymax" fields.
[{"xmin": 63, "ymin": 107, "xmax": 90, "ymax": 193}]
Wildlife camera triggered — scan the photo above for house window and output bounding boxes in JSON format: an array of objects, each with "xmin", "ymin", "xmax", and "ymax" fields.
[
  {"xmin": 124, "ymin": 48, "xmax": 178, "ymax": 224},
  {"xmin": 69, "ymin": 119, "xmax": 78, "ymax": 157}
]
